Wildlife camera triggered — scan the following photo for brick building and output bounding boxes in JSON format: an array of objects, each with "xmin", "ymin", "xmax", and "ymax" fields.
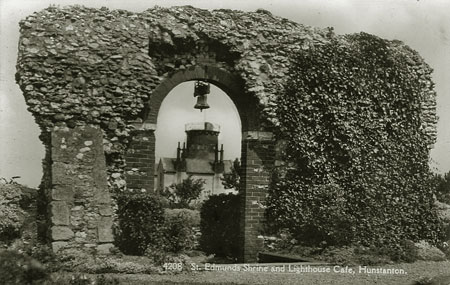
[{"xmin": 156, "ymin": 122, "xmax": 236, "ymax": 200}]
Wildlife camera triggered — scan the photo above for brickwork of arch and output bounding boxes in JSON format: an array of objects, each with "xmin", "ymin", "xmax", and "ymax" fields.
[{"xmin": 125, "ymin": 64, "xmax": 272, "ymax": 262}]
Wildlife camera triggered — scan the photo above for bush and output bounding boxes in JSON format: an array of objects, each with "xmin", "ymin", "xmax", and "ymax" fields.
[
  {"xmin": 199, "ymin": 194, "xmax": 240, "ymax": 260},
  {"xmin": 116, "ymin": 192, "xmax": 204, "ymax": 260},
  {"xmin": 162, "ymin": 175, "xmax": 205, "ymax": 208},
  {"xmin": 161, "ymin": 209, "xmax": 199, "ymax": 253},
  {"xmin": 0, "ymin": 184, "xmax": 27, "ymax": 242},
  {"xmin": 373, "ymin": 240, "xmax": 419, "ymax": 263},
  {"xmin": 316, "ymin": 242, "xmax": 418, "ymax": 265},
  {"xmin": 115, "ymin": 193, "xmax": 165, "ymax": 255},
  {"xmin": 267, "ymin": 33, "xmax": 443, "ymax": 249},
  {"xmin": 26, "ymin": 244, "xmax": 57, "ymax": 267},
  {"xmin": 221, "ymin": 158, "xmax": 242, "ymax": 192},
  {"xmin": 414, "ymin": 240, "xmax": 446, "ymax": 261},
  {"xmin": 165, "ymin": 208, "xmax": 200, "ymax": 227},
  {"xmin": 0, "ymin": 250, "xmax": 48, "ymax": 284}
]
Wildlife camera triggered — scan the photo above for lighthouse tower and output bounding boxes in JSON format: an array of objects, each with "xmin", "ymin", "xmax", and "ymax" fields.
[{"xmin": 156, "ymin": 122, "xmax": 234, "ymax": 199}]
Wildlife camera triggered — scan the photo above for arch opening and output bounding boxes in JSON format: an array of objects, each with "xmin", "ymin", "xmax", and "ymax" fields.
[
  {"xmin": 154, "ymin": 81, "xmax": 242, "ymax": 198},
  {"xmin": 124, "ymin": 65, "xmax": 273, "ymax": 263}
]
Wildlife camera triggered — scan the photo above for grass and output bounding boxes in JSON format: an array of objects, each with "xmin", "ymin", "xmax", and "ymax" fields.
[{"xmin": 46, "ymin": 260, "xmax": 450, "ymax": 285}]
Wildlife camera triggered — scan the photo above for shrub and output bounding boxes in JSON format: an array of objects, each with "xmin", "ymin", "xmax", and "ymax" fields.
[
  {"xmin": 375, "ymin": 240, "xmax": 419, "ymax": 263},
  {"xmin": 144, "ymin": 245, "xmax": 193, "ymax": 268},
  {"xmin": 414, "ymin": 240, "xmax": 446, "ymax": 261},
  {"xmin": 116, "ymin": 193, "xmax": 202, "ymax": 259},
  {"xmin": 315, "ymin": 241, "xmax": 419, "ymax": 266},
  {"xmin": 0, "ymin": 250, "xmax": 48, "ymax": 284},
  {"xmin": 165, "ymin": 208, "xmax": 200, "ymax": 227},
  {"xmin": 48, "ymin": 248, "xmax": 94, "ymax": 272},
  {"xmin": 221, "ymin": 158, "xmax": 242, "ymax": 192},
  {"xmin": 199, "ymin": 194, "xmax": 240, "ymax": 260},
  {"xmin": 161, "ymin": 209, "xmax": 199, "ymax": 253},
  {"xmin": 162, "ymin": 175, "xmax": 205, "ymax": 208},
  {"xmin": 26, "ymin": 243, "xmax": 57, "ymax": 266},
  {"xmin": 267, "ymin": 32, "xmax": 443, "ymax": 249},
  {"xmin": 115, "ymin": 193, "xmax": 165, "ymax": 255},
  {"xmin": 0, "ymin": 184, "xmax": 27, "ymax": 242}
]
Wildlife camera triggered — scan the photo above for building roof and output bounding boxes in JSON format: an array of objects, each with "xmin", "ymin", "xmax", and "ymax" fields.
[
  {"xmin": 159, "ymin": 158, "xmax": 176, "ymax": 173},
  {"xmin": 186, "ymin": 158, "xmax": 214, "ymax": 174}
]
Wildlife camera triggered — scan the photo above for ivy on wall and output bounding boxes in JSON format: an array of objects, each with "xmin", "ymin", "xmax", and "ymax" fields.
[{"xmin": 266, "ymin": 32, "xmax": 442, "ymax": 247}]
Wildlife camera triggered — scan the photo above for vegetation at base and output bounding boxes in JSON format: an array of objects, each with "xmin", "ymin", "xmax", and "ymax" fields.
[
  {"xmin": 199, "ymin": 193, "xmax": 240, "ymax": 261},
  {"xmin": 0, "ymin": 182, "xmax": 37, "ymax": 244},
  {"xmin": 264, "ymin": 230, "xmax": 432, "ymax": 265},
  {"xmin": 161, "ymin": 175, "xmax": 205, "ymax": 209},
  {"xmin": 115, "ymin": 193, "xmax": 166, "ymax": 255},
  {"xmin": 0, "ymin": 250, "xmax": 48, "ymax": 284},
  {"xmin": 115, "ymin": 192, "xmax": 200, "ymax": 260},
  {"xmin": 158, "ymin": 208, "xmax": 199, "ymax": 253},
  {"xmin": 0, "ymin": 185, "xmax": 26, "ymax": 242},
  {"xmin": 266, "ymin": 32, "xmax": 443, "ymax": 249}
]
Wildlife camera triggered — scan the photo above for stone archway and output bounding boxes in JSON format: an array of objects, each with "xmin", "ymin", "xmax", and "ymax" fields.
[
  {"xmin": 15, "ymin": 4, "xmax": 438, "ymax": 263},
  {"xmin": 15, "ymin": 2, "xmax": 319, "ymax": 263},
  {"xmin": 124, "ymin": 65, "xmax": 274, "ymax": 262},
  {"xmin": 16, "ymin": 5, "xmax": 293, "ymax": 262}
]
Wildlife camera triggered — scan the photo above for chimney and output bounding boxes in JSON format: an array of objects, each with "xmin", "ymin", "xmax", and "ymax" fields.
[{"xmin": 182, "ymin": 142, "xmax": 186, "ymax": 159}]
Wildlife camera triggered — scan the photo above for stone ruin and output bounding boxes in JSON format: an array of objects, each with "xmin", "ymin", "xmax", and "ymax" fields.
[{"xmin": 15, "ymin": 5, "xmax": 437, "ymax": 262}]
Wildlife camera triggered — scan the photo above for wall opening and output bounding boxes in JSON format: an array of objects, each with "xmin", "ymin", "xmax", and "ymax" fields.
[
  {"xmin": 155, "ymin": 80, "xmax": 242, "ymax": 199},
  {"xmin": 124, "ymin": 65, "xmax": 272, "ymax": 262}
]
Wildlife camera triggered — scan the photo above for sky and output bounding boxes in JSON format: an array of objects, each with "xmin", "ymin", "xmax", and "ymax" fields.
[{"xmin": 0, "ymin": 0, "xmax": 449, "ymax": 187}]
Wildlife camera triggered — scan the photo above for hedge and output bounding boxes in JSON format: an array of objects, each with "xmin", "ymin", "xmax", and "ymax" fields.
[
  {"xmin": 115, "ymin": 193, "xmax": 165, "ymax": 255},
  {"xmin": 162, "ymin": 208, "xmax": 199, "ymax": 253},
  {"xmin": 199, "ymin": 194, "xmax": 240, "ymax": 260}
]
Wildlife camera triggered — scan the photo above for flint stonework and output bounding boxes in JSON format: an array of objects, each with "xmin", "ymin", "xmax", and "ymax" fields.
[{"xmin": 16, "ymin": 5, "xmax": 437, "ymax": 262}]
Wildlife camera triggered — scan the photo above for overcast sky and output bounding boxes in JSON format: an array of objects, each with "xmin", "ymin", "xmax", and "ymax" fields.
[{"xmin": 0, "ymin": 0, "xmax": 449, "ymax": 187}]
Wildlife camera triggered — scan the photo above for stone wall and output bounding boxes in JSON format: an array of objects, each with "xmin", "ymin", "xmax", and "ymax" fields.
[
  {"xmin": 16, "ymin": 5, "xmax": 436, "ymax": 142},
  {"xmin": 16, "ymin": 5, "xmax": 437, "ymax": 261},
  {"xmin": 49, "ymin": 125, "xmax": 113, "ymax": 254}
]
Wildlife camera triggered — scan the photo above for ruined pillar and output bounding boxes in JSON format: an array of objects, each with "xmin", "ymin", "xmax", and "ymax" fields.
[
  {"xmin": 50, "ymin": 125, "xmax": 114, "ymax": 254},
  {"xmin": 124, "ymin": 123, "xmax": 156, "ymax": 192},
  {"xmin": 239, "ymin": 131, "xmax": 275, "ymax": 263}
]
